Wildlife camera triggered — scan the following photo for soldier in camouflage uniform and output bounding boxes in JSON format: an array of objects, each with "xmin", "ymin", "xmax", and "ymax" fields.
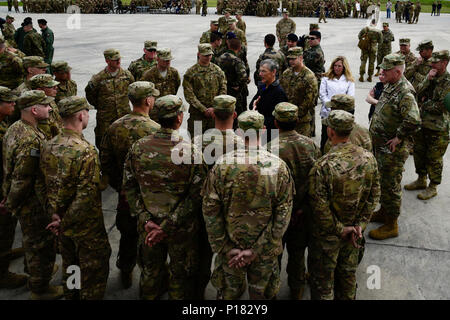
[
  {"xmin": 123, "ymin": 95, "xmax": 207, "ymax": 300},
  {"xmin": 412, "ymin": 1, "xmax": 421, "ymax": 23},
  {"xmin": 405, "ymin": 40, "xmax": 433, "ymax": 91},
  {"xmin": 276, "ymin": 10, "xmax": 296, "ymax": 49},
  {"xmin": 318, "ymin": 1, "xmax": 327, "ymax": 23},
  {"xmin": 216, "ymin": 39, "xmax": 249, "ymax": 116},
  {"xmin": 3, "ymin": 90, "xmax": 63, "ymax": 300},
  {"xmin": 358, "ymin": 20, "xmax": 382, "ymax": 82},
  {"xmin": 323, "ymin": 94, "xmax": 372, "ymax": 153},
  {"xmin": 12, "ymin": 56, "xmax": 47, "ymax": 99},
  {"xmin": 303, "ymin": 31, "xmax": 325, "ymax": 84},
  {"xmin": 309, "ymin": 110, "xmax": 381, "ymax": 300},
  {"xmin": 202, "ymin": 110, "xmax": 294, "ymax": 300},
  {"xmin": 280, "ymin": 33, "xmax": 298, "ymax": 58},
  {"xmin": 100, "ymin": 82, "xmax": 160, "ymax": 289},
  {"xmin": 236, "ymin": 10, "xmax": 246, "ymax": 34},
  {"xmin": 396, "ymin": 38, "xmax": 416, "ymax": 70},
  {"xmin": 267, "ymin": 103, "xmax": 320, "ymax": 300},
  {"xmin": 41, "ymin": 96, "xmax": 111, "ymax": 300},
  {"xmin": 85, "ymin": 48, "xmax": 135, "ymax": 150},
  {"xmin": 368, "ymin": 54, "xmax": 421, "ymax": 240},
  {"xmin": 0, "ymin": 36, "xmax": 23, "ymax": 90},
  {"xmin": 218, "ymin": 9, "xmax": 232, "ymax": 34},
  {"xmin": 404, "ymin": 50, "xmax": 450, "ymax": 200},
  {"xmin": 2, "ymin": 16, "xmax": 17, "ymax": 48},
  {"xmin": 22, "ymin": 21, "xmax": 46, "ymax": 58},
  {"xmin": 226, "ymin": 18, "xmax": 247, "ymax": 48},
  {"xmin": 254, "ymin": 34, "xmax": 287, "ymax": 85},
  {"xmin": 128, "ymin": 41, "xmax": 157, "ymax": 81},
  {"xmin": 375, "ymin": 23, "xmax": 395, "ymax": 77},
  {"xmin": 52, "ymin": 61, "xmax": 77, "ymax": 103},
  {"xmin": 37, "ymin": 19, "xmax": 54, "ymax": 67},
  {"xmin": 0, "ymin": 87, "xmax": 28, "ymax": 290},
  {"xmin": 200, "ymin": 21, "xmax": 220, "ymax": 44},
  {"xmin": 280, "ymin": 47, "xmax": 318, "ymax": 137},
  {"xmin": 183, "ymin": 44, "xmax": 227, "ymax": 137}
]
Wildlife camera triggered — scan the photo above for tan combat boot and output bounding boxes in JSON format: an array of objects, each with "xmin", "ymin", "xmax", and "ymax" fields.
[
  {"xmin": 359, "ymin": 75, "xmax": 364, "ymax": 82},
  {"xmin": 367, "ymin": 75, "xmax": 372, "ymax": 82},
  {"xmin": 290, "ymin": 285, "xmax": 305, "ymax": 300},
  {"xmin": 404, "ymin": 175, "xmax": 427, "ymax": 190},
  {"xmin": 417, "ymin": 183, "xmax": 438, "ymax": 200},
  {"xmin": 369, "ymin": 217, "xmax": 399, "ymax": 240},
  {"xmin": 370, "ymin": 207, "xmax": 386, "ymax": 223},
  {"xmin": 30, "ymin": 285, "xmax": 64, "ymax": 300},
  {"xmin": 0, "ymin": 272, "xmax": 28, "ymax": 289}
]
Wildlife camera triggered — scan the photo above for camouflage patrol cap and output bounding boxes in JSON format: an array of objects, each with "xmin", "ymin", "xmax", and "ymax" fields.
[
  {"xmin": 154, "ymin": 95, "xmax": 185, "ymax": 120},
  {"xmin": 0, "ymin": 86, "xmax": 18, "ymax": 102},
  {"xmin": 58, "ymin": 96, "xmax": 93, "ymax": 117},
  {"xmin": 236, "ymin": 10, "xmax": 244, "ymax": 15},
  {"xmin": 416, "ymin": 40, "xmax": 433, "ymax": 51},
  {"xmin": 51, "ymin": 61, "xmax": 72, "ymax": 73},
  {"xmin": 23, "ymin": 56, "xmax": 49, "ymax": 69},
  {"xmin": 198, "ymin": 43, "xmax": 214, "ymax": 56},
  {"xmin": 238, "ymin": 110, "xmax": 265, "ymax": 131},
  {"xmin": 157, "ymin": 48, "xmax": 173, "ymax": 61},
  {"xmin": 379, "ymin": 53, "xmax": 405, "ymax": 70},
  {"xmin": 273, "ymin": 102, "xmax": 298, "ymax": 123},
  {"xmin": 382, "ymin": 22, "xmax": 389, "ymax": 27},
  {"xmin": 223, "ymin": 8, "xmax": 231, "ymax": 13},
  {"xmin": 213, "ymin": 95, "xmax": 236, "ymax": 113},
  {"xmin": 325, "ymin": 94, "xmax": 355, "ymax": 113},
  {"xmin": 128, "ymin": 81, "xmax": 160, "ymax": 100},
  {"xmin": 18, "ymin": 90, "xmax": 54, "ymax": 110},
  {"xmin": 399, "ymin": 38, "xmax": 410, "ymax": 45},
  {"xmin": 6, "ymin": 15, "xmax": 14, "ymax": 20},
  {"xmin": 310, "ymin": 23, "xmax": 319, "ymax": 30},
  {"xmin": 287, "ymin": 47, "xmax": 304, "ymax": 59},
  {"xmin": 211, "ymin": 20, "xmax": 219, "ymax": 25},
  {"xmin": 227, "ymin": 18, "xmax": 237, "ymax": 24},
  {"xmin": 29, "ymin": 74, "xmax": 59, "ymax": 89},
  {"xmin": 429, "ymin": 50, "xmax": 449, "ymax": 63},
  {"xmin": 282, "ymin": 8, "xmax": 289, "ymax": 14},
  {"xmin": 144, "ymin": 41, "xmax": 158, "ymax": 50},
  {"xmin": 322, "ymin": 110, "xmax": 354, "ymax": 132},
  {"xmin": 103, "ymin": 48, "xmax": 121, "ymax": 60}
]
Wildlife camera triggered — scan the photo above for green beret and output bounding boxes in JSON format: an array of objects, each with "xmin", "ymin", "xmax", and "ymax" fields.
[
  {"xmin": 399, "ymin": 38, "xmax": 410, "ymax": 45},
  {"xmin": 58, "ymin": 96, "xmax": 93, "ymax": 117},
  {"xmin": 144, "ymin": 41, "xmax": 157, "ymax": 50},
  {"xmin": 23, "ymin": 56, "xmax": 49, "ymax": 69},
  {"xmin": 103, "ymin": 48, "xmax": 121, "ymax": 60},
  {"xmin": 51, "ymin": 61, "xmax": 72, "ymax": 73},
  {"xmin": 322, "ymin": 110, "xmax": 354, "ymax": 132},
  {"xmin": 128, "ymin": 81, "xmax": 160, "ymax": 100},
  {"xmin": 29, "ymin": 74, "xmax": 59, "ymax": 89},
  {"xmin": 213, "ymin": 95, "xmax": 236, "ymax": 113},
  {"xmin": 444, "ymin": 92, "xmax": 450, "ymax": 112},
  {"xmin": 429, "ymin": 50, "xmax": 449, "ymax": 63},
  {"xmin": 157, "ymin": 48, "xmax": 173, "ymax": 61},
  {"xmin": 0, "ymin": 86, "xmax": 18, "ymax": 102},
  {"xmin": 273, "ymin": 102, "xmax": 298, "ymax": 123},
  {"xmin": 416, "ymin": 39, "xmax": 433, "ymax": 51},
  {"xmin": 325, "ymin": 94, "xmax": 355, "ymax": 113},
  {"xmin": 238, "ymin": 110, "xmax": 264, "ymax": 131},
  {"xmin": 287, "ymin": 47, "xmax": 303, "ymax": 59},
  {"xmin": 154, "ymin": 95, "xmax": 185, "ymax": 120},
  {"xmin": 198, "ymin": 43, "xmax": 214, "ymax": 56},
  {"xmin": 18, "ymin": 90, "xmax": 54, "ymax": 110},
  {"xmin": 379, "ymin": 53, "xmax": 405, "ymax": 70}
]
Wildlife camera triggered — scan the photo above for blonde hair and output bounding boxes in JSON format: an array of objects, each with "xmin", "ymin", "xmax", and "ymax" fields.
[{"xmin": 324, "ymin": 56, "xmax": 355, "ymax": 82}]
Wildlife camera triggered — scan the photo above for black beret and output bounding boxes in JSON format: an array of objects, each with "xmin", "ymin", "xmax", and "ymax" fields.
[
  {"xmin": 287, "ymin": 33, "xmax": 299, "ymax": 42},
  {"xmin": 309, "ymin": 31, "xmax": 321, "ymax": 39},
  {"xmin": 37, "ymin": 19, "xmax": 47, "ymax": 25}
]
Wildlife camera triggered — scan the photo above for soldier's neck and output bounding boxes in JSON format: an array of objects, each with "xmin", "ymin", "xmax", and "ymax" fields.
[
  {"xmin": 21, "ymin": 114, "xmax": 38, "ymax": 128},
  {"xmin": 64, "ymin": 122, "xmax": 83, "ymax": 134}
]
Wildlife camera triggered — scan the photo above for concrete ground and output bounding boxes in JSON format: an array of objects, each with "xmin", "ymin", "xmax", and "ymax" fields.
[{"xmin": 0, "ymin": 7, "xmax": 449, "ymax": 300}]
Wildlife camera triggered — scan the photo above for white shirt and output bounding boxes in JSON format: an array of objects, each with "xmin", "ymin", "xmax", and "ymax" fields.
[{"xmin": 319, "ymin": 75, "xmax": 355, "ymax": 119}]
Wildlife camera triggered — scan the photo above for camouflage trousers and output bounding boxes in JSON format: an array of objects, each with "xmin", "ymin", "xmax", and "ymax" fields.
[
  {"xmin": 137, "ymin": 227, "xmax": 199, "ymax": 300},
  {"xmin": 319, "ymin": 12, "xmax": 327, "ymax": 23},
  {"xmin": 0, "ymin": 213, "xmax": 17, "ymax": 275},
  {"xmin": 377, "ymin": 49, "xmax": 391, "ymax": 70},
  {"xmin": 373, "ymin": 140, "xmax": 410, "ymax": 218},
  {"xmin": 360, "ymin": 50, "xmax": 377, "ymax": 76},
  {"xmin": 308, "ymin": 235, "xmax": 359, "ymax": 300},
  {"xmin": 188, "ymin": 108, "xmax": 215, "ymax": 138},
  {"xmin": 17, "ymin": 203, "xmax": 56, "ymax": 293},
  {"xmin": 212, "ymin": 252, "xmax": 280, "ymax": 300},
  {"xmin": 194, "ymin": 219, "xmax": 213, "ymax": 299},
  {"xmin": 115, "ymin": 194, "xmax": 138, "ymax": 274},
  {"xmin": 413, "ymin": 128, "xmax": 449, "ymax": 185},
  {"xmin": 295, "ymin": 121, "xmax": 312, "ymax": 138},
  {"xmin": 59, "ymin": 234, "xmax": 111, "ymax": 300}
]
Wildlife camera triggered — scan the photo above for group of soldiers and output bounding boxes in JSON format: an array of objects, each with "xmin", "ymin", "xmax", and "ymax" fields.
[
  {"xmin": 394, "ymin": 1, "xmax": 422, "ymax": 24},
  {"xmin": 0, "ymin": 7, "xmax": 449, "ymax": 301}
]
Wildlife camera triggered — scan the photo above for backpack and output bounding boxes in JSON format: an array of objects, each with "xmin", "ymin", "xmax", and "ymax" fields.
[{"xmin": 358, "ymin": 28, "xmax": 370, "ymax": 51}]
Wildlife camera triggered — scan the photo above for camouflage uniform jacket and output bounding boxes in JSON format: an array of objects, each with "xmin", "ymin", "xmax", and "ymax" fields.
[
  {"xmin": 0, "ymin": 50, "xmax": 23, "ymax": 89},
  {"xmin": 303, "ymin": 44, "xmax": 325, "ymax": 82},
  {"xmin": 404, "ymin": 57, "xmax": 433, "ymax": 91},
  {"xmin": 2, "ymin": 119, "xmax": 47, "ymax": 216},
  {"xmin": 267, "ymin": 130, "xmax": 320, "ymax": 212},
  {"xmin": 379, "ymin": 29, "xmax": 394, "ymax": 53},
  {"xmin": 141, "ymin": 66, "xmax": 181, "ymax": 98},
  {"xmin": 280, "ymin": 66, "xmax": 318, "ymax": 123},
  {"xmin": 309, "ymin": 141, "xmax": 381, "ymax": 238},
  {"xmin": 123, "ymin": 127, "xmax": 208, "ymax": 235},
  {"xmin": 416, "ymin": 71, "xmax": 450, "ymax": 132},
  {"xmin": 254, "ymin": 47, "xmax": 287, "ymax": 85},
  {"xmin": 40, "ymin": 128, "xmax": 109, "ymax": 241},
  {"xmin": 396, "ymin": 50, "xmax": 416, "ymax": 70},
  {"xmin": 218, "ymin": 16, "xmax": 229, "ymax": 34},
  {"xmin": 324, "ymin": 123, "xmax": 373, "ymax": 154},
  {"xmin": 0, "ymin": 119, "xmax": 9, "ymax": 198},
  {"xmin": 369, "ymin": 76, "xmax": 421, "ymax": 149},
  {"xmin": 199, "ymin": 29, "xmax": 213, "ymax": 44},
  {"xmin": 202, "ymin": 147, "xmax": 294, "ymax": 257},
  {"xmin": 38, "ymin": 100, "xmax": 63, "ymax": 140},
  {"xmin": 276, "ymin": 18, "xmax": 296, "ymax": 43},
  {"xmin": 55, "ymin": 79, "xmax": 77, "ymax": 104},
  {"xmin": 2, "ymin": 23, "xmax": 17, "ymax": 47},
  {"xmin": 237, "ymin": 19, "xmax": 246, "ymax": 33},
  {"xmin": 85, "ymin": 67, "xmax": 135, "ymax": 131},
  {"xmin": 358, "ymin": 26, "xmax": 383, "ymax": 53},
  {"xmin": 128, "ymin": 55, "xmax": 156, "ymax": 81},
  {"xmin": 100, "ymin": 111, "xmax": 160, "ymax": 192},
  {"xmin": 216, "ymin": 50, "xmax": 248, "ymax": 94},
  {"xmin": 23, "ymin": 30, "xmax": 46, "ymax": 58}
]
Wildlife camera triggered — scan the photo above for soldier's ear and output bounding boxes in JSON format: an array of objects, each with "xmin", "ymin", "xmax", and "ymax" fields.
[{"xmin": 233, "ymin": 111, "xmax": 237, "ymax": 120}]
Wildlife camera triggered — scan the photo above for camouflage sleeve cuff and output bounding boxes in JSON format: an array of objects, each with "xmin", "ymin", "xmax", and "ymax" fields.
[{"xmin": 335, "ymin": 221, "xmax": 345, "ymax": 238}]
